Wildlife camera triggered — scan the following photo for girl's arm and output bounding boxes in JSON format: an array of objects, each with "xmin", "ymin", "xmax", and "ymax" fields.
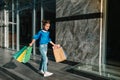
[
  {"xmin": 50, "ymin": 41, "xmax": 60, "ymax": 48},
  {"xmin": 29, "ymin": 39, "xmax": 36, "ymax": 46},
  {"xmin": 50, "ymin": 41, "xmax": 55, "ymax": 46},
  {"xmin": 29, "ymin": 31, "xmax": 41, "ymax": 46}
]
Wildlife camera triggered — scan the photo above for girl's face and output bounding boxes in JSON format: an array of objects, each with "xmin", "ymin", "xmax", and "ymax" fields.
[{"xmin": 44, "ymin": 23, "xmax": 50, "ymax": 31}]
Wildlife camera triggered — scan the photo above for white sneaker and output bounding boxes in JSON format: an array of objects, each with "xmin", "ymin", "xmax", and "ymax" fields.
[
  {"xmin": 44, "ymin": 71, "xmax": 53, "ymax": 77},
  {"xmin": 38, "ymin": 70, "xmax": 44, "ymax": 75}
]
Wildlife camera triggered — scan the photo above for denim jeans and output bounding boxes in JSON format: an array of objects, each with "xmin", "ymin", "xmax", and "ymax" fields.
[{"xmin": 39, "ymin": 44, "xmax": 48, "ymax": 72}]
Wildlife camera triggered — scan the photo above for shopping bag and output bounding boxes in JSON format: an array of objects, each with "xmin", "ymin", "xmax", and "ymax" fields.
[
  {"xmin": 22, "ymin": 46, "xmax": 32, "ymax": 63},
  {"xmin": 53, "ymin": 47, "xmax": 67, "ymax": 62},
  {"xmin": 16, "ymin": 49, "xmax": 27, "ymax": 62},
  {"xmin": 13, "ymin": 46, "xmax": 27, "ymax": 59}
]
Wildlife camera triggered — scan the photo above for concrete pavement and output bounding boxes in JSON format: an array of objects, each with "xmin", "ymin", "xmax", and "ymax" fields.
[{"xmin": 0, "ymin": 48, "xmax": 91, "ymax": 80}]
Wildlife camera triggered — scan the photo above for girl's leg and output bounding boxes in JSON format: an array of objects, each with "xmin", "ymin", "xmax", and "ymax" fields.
[{"xmin": 39, "ymin": 44, "xmax": 48, "ymax": 72}]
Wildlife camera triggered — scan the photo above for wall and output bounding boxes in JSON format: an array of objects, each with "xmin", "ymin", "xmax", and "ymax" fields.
[{"xmin": 56, "ymin": 0, "xmax": 102, "ymax": 65}]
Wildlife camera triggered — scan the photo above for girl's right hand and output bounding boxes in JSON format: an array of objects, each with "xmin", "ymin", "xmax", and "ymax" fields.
[
  {"xmin": 29, "ymin": 43, "xmax": 33, "ymax": 46},
  {"xmin": 29, "ymin": 39, "xmax": 35, "ymax": 46}
]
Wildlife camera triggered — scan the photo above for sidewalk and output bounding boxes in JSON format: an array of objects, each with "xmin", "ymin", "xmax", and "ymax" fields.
[{"xmin": 0, "ymin": 48, "xmax": 91, "ymax": 80}]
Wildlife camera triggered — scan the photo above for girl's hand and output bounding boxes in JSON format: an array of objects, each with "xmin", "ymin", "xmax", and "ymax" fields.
[
  {"xmin": 53, "ymin": 44, "xmax": 60, "ymax": 49},
  {"xmin": 29, "ymin": 43, "xmax": 33, "ymax": 46},
  {"xmin": 29, "ymin": 39, "xmax": 35, "ymax": 46},
  {"xmin": 56, "ymin": 44, "xmax": 60, "ymax": 48}
]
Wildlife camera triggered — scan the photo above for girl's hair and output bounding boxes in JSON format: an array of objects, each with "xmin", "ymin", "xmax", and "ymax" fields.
[{"xmin": 42, "ymin": 20, "xmax": 50, "ymax": 26}]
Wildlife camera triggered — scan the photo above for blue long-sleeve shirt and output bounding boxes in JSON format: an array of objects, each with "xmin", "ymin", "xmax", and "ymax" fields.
[{"xmin": 33, "ymin": 30, "xmax": 51, "ymax": 45}]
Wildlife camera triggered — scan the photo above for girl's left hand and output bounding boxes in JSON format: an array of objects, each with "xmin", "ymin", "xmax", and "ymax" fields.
[{"xmin": 53, "ymin": 44, "xmax": 60, "ymax": 49}]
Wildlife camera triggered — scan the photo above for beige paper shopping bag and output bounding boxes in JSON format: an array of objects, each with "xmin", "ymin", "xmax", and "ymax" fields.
[{"xmin": 53, "ymin": 47, "xmax": 66, "ymax": 62}]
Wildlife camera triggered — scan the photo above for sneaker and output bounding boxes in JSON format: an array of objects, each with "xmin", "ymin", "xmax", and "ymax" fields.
[
  {"xmin": 44, "ymin": 71, "xmax": 53, "ymax": 77},
  {"xmin": 38, "ymin": 70, "xmax": 44, "ymax": 75}
]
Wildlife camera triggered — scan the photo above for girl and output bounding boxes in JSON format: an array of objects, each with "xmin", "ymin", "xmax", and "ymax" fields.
[{"xmin": 29, "ymin": 20, "xmax": 56, "ymax": 77}]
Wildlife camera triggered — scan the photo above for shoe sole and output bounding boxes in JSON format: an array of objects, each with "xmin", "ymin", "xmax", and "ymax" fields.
[{"xmin": 44, "ymin": 73, "xmax": 53, "ymax": 77}]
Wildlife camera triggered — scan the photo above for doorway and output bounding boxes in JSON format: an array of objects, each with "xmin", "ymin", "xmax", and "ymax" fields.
[{"xmin": 106, "ymin": 0, "xmax": 120, "ymax": 66}]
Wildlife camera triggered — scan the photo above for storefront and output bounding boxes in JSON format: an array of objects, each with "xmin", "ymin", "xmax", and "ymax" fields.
[
  {"xmin": 0, "ymin": 0, "xmax": 120, "ymax": 79},
  {"xmin": 0, "ymin": 0, "xmax": 55, "ymax": 53}
]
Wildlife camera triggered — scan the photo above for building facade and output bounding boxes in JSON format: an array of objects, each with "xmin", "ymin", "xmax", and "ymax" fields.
[{"xmin": 0, "ymin": 0, "xmax": 120, "ymax": 79}]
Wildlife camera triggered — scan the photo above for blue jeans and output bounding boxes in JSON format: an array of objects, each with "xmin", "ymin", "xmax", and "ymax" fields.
[{"xmin": 39, "ymin": 44, "xmax": 48, "ymax": 72}]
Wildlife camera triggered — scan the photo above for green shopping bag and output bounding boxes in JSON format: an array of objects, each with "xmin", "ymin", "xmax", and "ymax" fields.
[
  {"xmin": 22, "ymin": 46, "xmax": 32, "ymax": 63},
  {"xmin": 16, "ymin": 49, "xmax": 27, "ymax": 62},
  {"xmin": 13, "ymin": 46, "xmax": 27, "ymax": 59}
]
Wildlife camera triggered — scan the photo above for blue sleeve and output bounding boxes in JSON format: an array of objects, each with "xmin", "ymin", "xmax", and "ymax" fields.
[
  {"xmin": 33, "ymin": 31, "xmax": 41, "ymax": 40},
  {"xmin": 48, "ymin": 37, "xmax": 51, "ymax": 42}
]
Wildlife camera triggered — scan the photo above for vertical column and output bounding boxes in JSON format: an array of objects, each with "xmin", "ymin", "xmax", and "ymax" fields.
[
  {"xmin": 12, "ymin": 0, "xmax": 15, "ymax": 50},
  {"xmin": 0, "ymin": 11, "xmax": 1, "ymax": 47},
  {"xmin": 1, "ymin": 11, "xmax": 3, "ymax": 47},
  {"xmin": 41, "ymin": 0, "xmax": 43, "ymax": 29},
  {"xmin": 1, "ymin": 25, "xmax": 4, "ymax": 47},
  {"xmin": 32, "ymin": 0, "xmax": 36, "ymax": 55},
  {"xmin": 7, "ymin": 10, "xmax": 9, "ymax": 48},
  {"xmin": 1, "ymin": 10, "xmax": 4, "ymax": 47},
  {"xmin": 0, "ymin": 26, "xmax": 1, "ymax": 47},
  {"xmin": 102, "ymin": 0, "xmax": 108, "ymax": 75},
  {"xmin": 0, "ymin": 24, "xmax": 3, "ymax": 47},
  {"xmin": 4, "ymin": 7, "xmax": 9, "ymax": 48},
  {"xmin": 0, "ymin": 11, "xmax": 2, "ymax": 47},
  {"xmin": 16, "ymin": 0, "xmax": 20, "ymax": 51},
  {"xmin": 99, "ymin": 0, "xmax": 107, "ymax": 75},
  {"xmin": 99, "ymin": 0, "xmax": 103, "ymax": 75}
]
